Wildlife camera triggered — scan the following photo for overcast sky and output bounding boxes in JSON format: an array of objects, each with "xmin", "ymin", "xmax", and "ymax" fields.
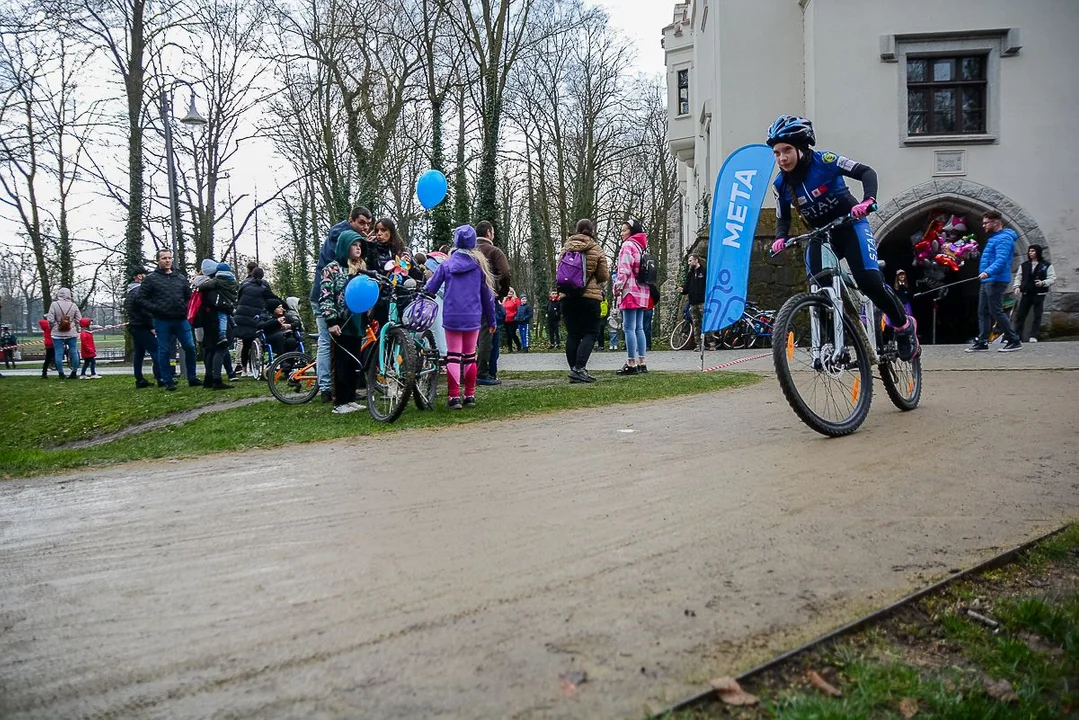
[{"xmin": 591, "ymin": 0, "xmax": 671, "ymax": 77}]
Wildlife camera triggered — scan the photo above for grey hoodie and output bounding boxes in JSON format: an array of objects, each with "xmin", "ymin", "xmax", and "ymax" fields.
[{"xmin": 47, "ymin": 287, "xmax": 82, "ymax": 339}]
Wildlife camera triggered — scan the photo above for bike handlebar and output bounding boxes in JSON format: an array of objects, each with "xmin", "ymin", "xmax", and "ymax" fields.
[{"xmin": 769, "ymin": 204, "xmax": 878, "ymax": 258}]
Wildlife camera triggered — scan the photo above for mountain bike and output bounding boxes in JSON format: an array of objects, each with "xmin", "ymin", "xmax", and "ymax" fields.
[
  {"xmin": 718, "ymin": 301, "xmax": 775, "ymax": 349},
  {"xmin": 770, "ymin": 211, "xmax": 921, "ymax": 436},
  {"xmin": 363, "ymin": 274, "xmax": 440, "ymax": 423}
]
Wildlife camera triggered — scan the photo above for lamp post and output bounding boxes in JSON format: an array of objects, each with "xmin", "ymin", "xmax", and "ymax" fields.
[{"xmin": 160, "ymin": 82, "xmax": 207, "ymax": 271}]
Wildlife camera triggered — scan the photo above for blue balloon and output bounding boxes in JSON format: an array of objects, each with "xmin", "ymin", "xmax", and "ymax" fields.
[
  {"xmin": 416, "ymin": 169, "xmax": 448, "ymax": 210},
  {"xmin": 344, "ymin": 275, "xmax": 379, "ymax": 314}
]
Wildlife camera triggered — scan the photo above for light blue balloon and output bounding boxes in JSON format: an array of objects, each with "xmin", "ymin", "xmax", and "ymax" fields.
[
  {"xmin": 416, "ymin": 169, "xmax": 448, "ymax": 210},
  {"xmin": 344, "ymin": 275, "xmax": 379, "ymax": 314}
]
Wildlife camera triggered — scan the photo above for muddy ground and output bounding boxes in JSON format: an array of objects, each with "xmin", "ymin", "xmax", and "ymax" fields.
[{"xmin": 1, "ymin": 367, "xmax": 1077, "ymax": 718}]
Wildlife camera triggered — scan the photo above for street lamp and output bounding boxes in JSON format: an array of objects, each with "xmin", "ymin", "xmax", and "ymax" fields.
[{"xmin": 160, "ymin": 82, "xmax": 207, "ymax": 270}]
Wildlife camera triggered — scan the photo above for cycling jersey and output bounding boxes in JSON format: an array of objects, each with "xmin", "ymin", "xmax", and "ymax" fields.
[{"xmin": 773, "ymin": 150, "xmax": 878, "ymax": 236}]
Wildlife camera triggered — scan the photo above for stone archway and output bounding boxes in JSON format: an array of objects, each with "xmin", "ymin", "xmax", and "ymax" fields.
[
  {"xmin": 868, "ymin": 178, "xmax": 1047, "ymax": 255},
  {"xmin": 868, "ymin": 179, "xmax": 1048, "ymax": 344}
]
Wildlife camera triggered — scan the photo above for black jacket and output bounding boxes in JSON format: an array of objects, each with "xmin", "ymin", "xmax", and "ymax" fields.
[
  {"xmin": 682, "ymin": 266, "xmax": 706, "ymax": 305},
  {"xmin": 139, "ymin": 268, "xmax": 191, "ymax": 321},
  {"xmin": 545, "ymin": 298, "xmax": 561, "ymax": 320},
  {"xmin": 233, "ymin": 278, "xmax": 278, "ymax": 340},
  {"xmin": 124, "ymin": 281, "xmax": 155, "ymax": 328},
  {"xmin": 1018, "ymin": 260, "xmax": 1051, "ymax": 296}
]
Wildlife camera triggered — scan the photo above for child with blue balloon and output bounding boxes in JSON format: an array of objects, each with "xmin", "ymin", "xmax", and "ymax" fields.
[
  {"xmin": 424, "ymin": 225, "xmax": 497, "ymax": 409},
  {"xmin": 318, "ymin": 229, "xmax": 375, "ymax": 415}
]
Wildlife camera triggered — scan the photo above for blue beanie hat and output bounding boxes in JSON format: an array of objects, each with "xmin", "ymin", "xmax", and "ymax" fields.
[
  {"xmin": 454, "ymin": 225, "xmax": 477, "ymax": 250},
  {"xmin": 217, "ymin": 262, "xmax": 232, "ymax": 273},
  {"xmin": 200, "ymin": 258, "xmax": 218, "ymax": 275}
]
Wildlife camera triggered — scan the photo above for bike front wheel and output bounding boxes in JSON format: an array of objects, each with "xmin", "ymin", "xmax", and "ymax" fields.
[
  {"xmin": 670, "ymin": 320, "xmax": 693, "ymax": 351},
  {"xmin": 772, "ymin": 292, "xmax": 873, "ymax": 437},
  {"xmin": 880, "ymin": 355, "xmax": 922, "ymax": 411},
  {"xmin": 266, "ymin": 351, "xmax": 318, "ymax": 404},
  {"xmin": 367, "ymin": 327, "xmax": 417, "ymax": 423}
]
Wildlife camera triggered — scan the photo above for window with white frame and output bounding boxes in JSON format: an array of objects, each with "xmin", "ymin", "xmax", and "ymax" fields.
[{"xmin": 677, "ymin": 69, "xmax": 689, "ymax": 116}]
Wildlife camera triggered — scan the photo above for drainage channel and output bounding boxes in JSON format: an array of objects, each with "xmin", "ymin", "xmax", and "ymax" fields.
[{"xmin": 651, "ymin": 524, "xmax": 1070, "ymax": 719}]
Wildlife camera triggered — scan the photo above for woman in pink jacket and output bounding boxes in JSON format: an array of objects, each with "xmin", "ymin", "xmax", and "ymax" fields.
[{"xmin": 613, "ymin": 217, "xmax": 653, "ymax": 376}]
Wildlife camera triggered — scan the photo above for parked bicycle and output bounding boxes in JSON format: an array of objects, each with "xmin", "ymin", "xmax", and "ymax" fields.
[
  {"xmin": 717, "ymin": 301, "xmax": 775, "ymax": 349},
  {"xmin": 267, "ymin": 274, "xmax": 439, "ymax": 421},
  {"xmin": 770, "ymin": 211, "xmax": 921, "ymax": 436}
]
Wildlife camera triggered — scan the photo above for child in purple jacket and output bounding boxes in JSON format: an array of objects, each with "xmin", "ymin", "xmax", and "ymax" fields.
[{"xmin": 424, "ymin": 225, "xmax": 496, "ymax": 409}]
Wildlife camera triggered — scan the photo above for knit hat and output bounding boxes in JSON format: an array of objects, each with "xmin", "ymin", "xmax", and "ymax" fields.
[
  {"xmin": 454, "ymin": 225, "xmax": 477, "ymax": 249},
  {"xmin": 266, "ymin": 298, "xmax": 283, "ymax": 312},
  {"xmin": 201, "ymin": 258, "xmax": 218, "ymax": 276},
  {"xmin": 217, "ymin": 262, "xmax": 232, "ymax": 274},
  {"xmin": 625, "ymin": 217, "xmax": 645, "ymax": 236},
  {"xmin": 79, "ymin": 317, "xmax": 91, "ymax": 328},
  {"xmin": 129, "ymin": 266, "xmax": 149, "ymax": 281}
]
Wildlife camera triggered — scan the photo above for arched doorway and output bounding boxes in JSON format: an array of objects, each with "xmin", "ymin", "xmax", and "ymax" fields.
[{"xmin": 869, "ymin": 180, "xmax": 1046, "ymax": 344}]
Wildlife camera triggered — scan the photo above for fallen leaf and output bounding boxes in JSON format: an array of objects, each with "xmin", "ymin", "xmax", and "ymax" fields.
[
  {"xmin": 709, "ymin": 676, "xmax": 759, "ymax": 706},
  {"xmin": 899, "ymin": 697, "xmax": 919, "ymax": 718},
  {"xmin": 806, "ymin": 670, "xmax": 842, "ymax": 697},
  {"xmin": 983, "ymin": 677, "xmax": 1018, "ymax": 703},
  {"xmin": 559, "ymin": 670, "xmax": 586, "ymax": 698}
]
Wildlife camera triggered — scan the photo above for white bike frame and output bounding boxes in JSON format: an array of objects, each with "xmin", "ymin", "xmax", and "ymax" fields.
[{"xmin": 806, "ymin": 235, "xmax": 879, "ymax": 367}]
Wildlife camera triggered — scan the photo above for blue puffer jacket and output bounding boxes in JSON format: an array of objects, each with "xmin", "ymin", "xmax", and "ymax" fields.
[{"xmin": 979, "ymin": 228, "xmax": 1017, "ymax": 283}]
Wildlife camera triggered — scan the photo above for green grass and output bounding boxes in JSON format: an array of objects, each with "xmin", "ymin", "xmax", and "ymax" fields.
[
  {"xmin": 0, "ymin": 370, "xmax": 757, "ymax": 478},
  {"xmin": 672, "ymin": 524, "xmax": 1079, "ymax": 720}
]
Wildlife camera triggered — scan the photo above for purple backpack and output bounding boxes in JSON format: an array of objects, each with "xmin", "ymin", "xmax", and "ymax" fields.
[{"xmin": 556, "ymin": 250, "xmax": 587, "ymax": 295}]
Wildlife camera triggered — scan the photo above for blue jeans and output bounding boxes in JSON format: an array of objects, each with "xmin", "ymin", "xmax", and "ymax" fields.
[
  {"xmin": 609, "ymin": 329, "xmax": 619, "ymax": 349},
  {"xmin": 80, "ymin": 357, "xmax": 96, "ymax": 376},
  {"xmin": 154, "ymin": 318, "xmax": 198, "ymax": 385},
  {"xmin": 490, "ymin": 327, "xmax": 501, "ymax": 378},
  {"xmin": 54, "ymin": 336, "xmax": 79, "ymax": 375},
  {"xmin": 977, "ymin": 282, "xmax": 1018, "ymax": 344},
  {"xmin": 623, "ymin": 309, "xmax": 647, "ymax": 360},
  {"xmin": 643, "ymin": 309, "xmax": 654, "ymax": 351},
  {"xmin": 130, "ymin": 326, "xmax": 162, "ymax": 383},
  {"xmin": 315, "ymin": 314, "xmax": 332, "ymax": 392}
]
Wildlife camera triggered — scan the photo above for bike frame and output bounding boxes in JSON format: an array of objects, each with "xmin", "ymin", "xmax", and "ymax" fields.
[
  {"xmin": 373, "ymin": 278, "xmax": 438, "ymax": 388},
  {"xmin": 794, "ymin": 217, "xmax": 880, "ymax": 367}
]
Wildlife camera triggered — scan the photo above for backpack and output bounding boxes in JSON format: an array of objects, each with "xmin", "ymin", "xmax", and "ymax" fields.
[
  {"xmin": 555, "ymin": 250, "xmax": 588, "ymax": 295},
  {"xmin": 56, "ymin": 302, "xmax": 74, "ymax": 332},
  {"xmin": 214, "ymin": 292, "xmax": 234, "ymax": 314},
  {"xmin": 636, "ymin": 250, "xmax": 657, "ymax": 285},
  {"xmin": 186, "ymin": 291, "xmax": 203, "ymax": 325}
]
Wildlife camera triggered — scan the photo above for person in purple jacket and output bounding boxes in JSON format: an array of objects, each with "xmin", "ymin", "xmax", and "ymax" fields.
[{"xmin": 424, "ymin": 225, "xmax": 497, "ymax": 410}]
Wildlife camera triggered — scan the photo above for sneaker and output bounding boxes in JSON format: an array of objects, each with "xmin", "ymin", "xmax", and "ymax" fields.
[
  {"xmin": 78, "ymin": 375, "xmax": 89, "ymax": 380},
  {"xmin": 463, "ymin": 396, "xmax": 476, "ymax": 407},
  {"xmin": 894, "ymin": 317, "xmax": 920, "ymax": 362},
  {"xmin": 448, "ymin": 397, "xmax": 463, "ymax": 410},
  {"xmin": 157, "ymin": 380, "xmax": 167, "ymax": 387},
  {"xmin": 1028, "ymin": 337, "xmax": 1038, "ymax": 343},
  {"xmin": 615, "ymin": 363, "xmax": 638, "ymax": 376},
  {"xmin": 90, "ymin": 374, "xmax": 102, "ymax": 379},
  {"xmin": 68, "ymin": 371, "xmax": 77, "ymax": 379},
  {"xmin": 320, "ymin": 390, "xmax": 333, "ymax": 403},
  {"xmin": 188, "ymin": 377, "xmax": 204, "ymax": 387},
  {"xmin": 476, "ymin": 377, "xmax": 502, "ymax": 386},
  {"xmin": 637, "ymin": 364, "xmax": 648, "ymax": 374},
  {"xmin": 568, "ymin": 368, "xmax": 587, "ymax": 384},
  {"xmin": 135, "ymin": 379, "xmax": 151, "ymax": 389},
  {"xmin": 999, "ymin": 340, "xmax": 1022, "ymax": 353},
  {"xmin": 332, "ymin": 403, "xmax": 359, "ymax": 414},
  {"xmin": 346, "ymin": 401, "xmax": 364, "ymax": 410},
  {"xmin": 164, "ymin": 383, "xmax": 177, "ymax": 392},
  {"xmin": 964, "ymin": 341, "xmax": 989, "ymax": 353}
]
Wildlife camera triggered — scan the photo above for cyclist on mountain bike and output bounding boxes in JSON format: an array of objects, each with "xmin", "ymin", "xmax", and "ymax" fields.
[{"xmin": 767, "ymin": 114, "xmax": 919, "ymax": 361}]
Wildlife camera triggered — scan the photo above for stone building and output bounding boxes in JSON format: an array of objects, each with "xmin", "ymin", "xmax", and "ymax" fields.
[{"xmin": 663, "ymin": 0, "xmax": 1078, "ymax": 341}]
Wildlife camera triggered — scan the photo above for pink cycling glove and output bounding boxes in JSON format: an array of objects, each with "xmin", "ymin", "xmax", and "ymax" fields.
[
  {"xmin": 771, "ymin": 238, "xmax": 787, "ymax": 255},
  {"xmin": 851, "ymin": 198, "xmax": 875, "ymax": 220}
]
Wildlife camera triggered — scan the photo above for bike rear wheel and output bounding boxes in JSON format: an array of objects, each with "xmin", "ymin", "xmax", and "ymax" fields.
[
  {"xmin": 772, "ymin": 292, "xmax": 873, "ymax": 437},
  {"xmin": 266, "ymin": 351, "xmax": 318, "ymax": 404},
  {"xmin": 367, "ymin": 327, "xmax": 417, "ymax": 423},
  {"xmin": 413, "ymin": 330, "xmax": 440, "ymax": 410},
  {"xmin": 670, "ymin": 320, "xmax": 693, "ymax": 350}
]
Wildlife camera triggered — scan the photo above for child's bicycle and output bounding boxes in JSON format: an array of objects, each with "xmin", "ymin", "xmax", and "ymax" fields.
[{"xmin": 770, "ymin": 209, "xmax": 922, "ymax": 437}]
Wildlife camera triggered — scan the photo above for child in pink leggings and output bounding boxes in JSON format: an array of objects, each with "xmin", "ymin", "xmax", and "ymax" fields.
[{"xmin": 424, "ymin": 225, "xmax": 497, "ymax": 409}]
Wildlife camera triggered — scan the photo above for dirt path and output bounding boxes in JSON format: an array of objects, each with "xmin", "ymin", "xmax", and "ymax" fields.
[{"xmin": 2, "ymin": 370, "xmax": 1077, "ymax": 719}]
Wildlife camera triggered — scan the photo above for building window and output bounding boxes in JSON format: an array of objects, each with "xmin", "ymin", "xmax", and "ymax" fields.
[
  {"xmin": 906, "ymin": 55, "xmax": 987, "ymax": 136},
  {"xmin": 677, "ymin": 69, "xmax": 689, "ymax": 116}
]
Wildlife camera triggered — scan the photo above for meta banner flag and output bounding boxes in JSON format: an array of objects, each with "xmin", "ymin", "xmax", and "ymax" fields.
[{"xmin": 702, "ymin": 144, "xmax": 776, "ymax": 333}]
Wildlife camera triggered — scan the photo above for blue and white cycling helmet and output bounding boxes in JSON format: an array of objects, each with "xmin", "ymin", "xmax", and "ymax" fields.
[{"xmin": 766, "ymin": 114, "xmax": 816, "ymax": 147}]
